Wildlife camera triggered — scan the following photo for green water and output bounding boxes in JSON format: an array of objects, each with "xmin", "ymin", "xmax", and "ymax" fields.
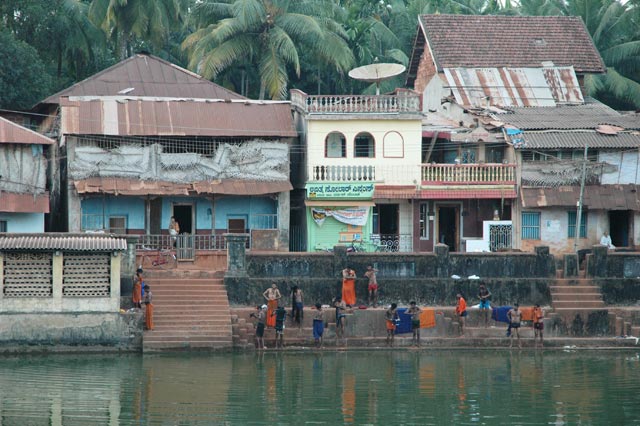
[{"xmin": 1, "ymin": 350, "xmax": 639, "ymax": 425}]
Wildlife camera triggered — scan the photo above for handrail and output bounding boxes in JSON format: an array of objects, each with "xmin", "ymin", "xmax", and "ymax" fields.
[
  {"xmin": 422, "ymin": 163, "xmax": 516, "ymax": 183},
  {"xmin": 291, "ymin": 89, "xmax": 421, "ymax": 114}
]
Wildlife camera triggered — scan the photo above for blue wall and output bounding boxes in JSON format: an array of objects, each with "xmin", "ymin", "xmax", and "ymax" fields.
[
  {"xmin": 0, "ymin": 213, "xmax": 44, "ymax": 232},
  {"xmin": 215, "ymin": 197, "xmax": 276, "ymax": 229},
  {"xmin": 81, "ymin": 196, "xmax": 146, "ymax": 230}
]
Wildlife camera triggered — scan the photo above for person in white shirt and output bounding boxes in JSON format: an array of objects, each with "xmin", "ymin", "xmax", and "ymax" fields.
[{"xmin": 600, "ymin": 231, "xmax": 615, "ymax": 249}]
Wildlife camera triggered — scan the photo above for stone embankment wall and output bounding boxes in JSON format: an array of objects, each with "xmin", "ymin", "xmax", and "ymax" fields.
[
  {"xmin": 225, "ymin": 241, "xmax": 556, "ymax": 307},
  {"xmin": 585, "ymin": 246, "xmax": 640, "ymax": 304}
]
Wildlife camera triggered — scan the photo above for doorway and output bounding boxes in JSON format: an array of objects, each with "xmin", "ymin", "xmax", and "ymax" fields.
[
  {"xmin": 376, "ymin": 204, "xmax": 399, "ymax": 251},
  {"xmin": 437, "ymin": 206, "xmax": 459, "ymax": 252},
  {"xmin": 173, "ymin": 204, "xmax": 194, "ymax": 235},
  {"xmin": 609, "ymin": 210, "xmax": 631, "ymax": 247}
]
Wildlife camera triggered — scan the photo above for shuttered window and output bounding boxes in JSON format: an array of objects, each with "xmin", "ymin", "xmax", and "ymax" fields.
[
  {"xmin": 568, "ymin": 211, "xmax": 587, "ymax": 238},
  {"xmin": 521, "ymin": 212, "xmax": 540, "ymax": 240}
]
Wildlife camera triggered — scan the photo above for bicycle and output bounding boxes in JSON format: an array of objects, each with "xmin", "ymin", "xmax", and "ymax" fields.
[{"xmin": 141, "ymin": 246, "xmax": 177, "ymax": 269}]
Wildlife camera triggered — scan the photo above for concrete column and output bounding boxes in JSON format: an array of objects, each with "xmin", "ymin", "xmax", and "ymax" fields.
[
  {"xmin": 225, "ymin": 233, "xmax": 249, "ymax": 277},
  {"xmin": 435, "ymin": 243, "xmax": 450, "ymax": 278},
  {"xmin": 0, "ymin": 253, "xmax": 4, "ymax": 301},
  {"xmin": 67, "ymin": 183, "xmax": 82, "ymax": 232},
  {"xmin": 535, "ymin": 246, "xmax": 555, "ymax": 277},
  {"xmin": 277, "ymin": 190, "xmax": 290, "ymax": 251},
  {"xmin": 589, "ymin": 244, "xmax": 608, "ymax": 278},
  {"xmin": 564, "ymin": 253, "xmax": 578, "ymax": 277},
  {"xmin": 52, "ymin": 251, "xmax": 63, "ymax": 305},
  {"xmin": 120, "ymin": 236, "xmax": 139, "ymax": 297},
  {"xmin": 110, "ymin": 252, "xmax": 122, "ymax": 312}
]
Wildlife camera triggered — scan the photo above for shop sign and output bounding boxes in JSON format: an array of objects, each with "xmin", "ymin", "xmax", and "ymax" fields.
[{"xmin": 306, "ymin": 183, "xmax": 374, "ymax": 199}]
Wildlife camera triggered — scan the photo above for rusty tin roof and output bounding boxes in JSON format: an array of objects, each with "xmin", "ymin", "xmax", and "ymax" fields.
[
  {"xmin": 514, "ymin": 132, "xmax": 640, "ymax": 149},
  {"xmin": 41, "ymin": 54, "xmax": 245, "ymax": 105},
  {"xmin": 0, "ymin": 234, "xmax": 128, "ymax": 251},
  {"xmin": 0, "ymin": 117, "xmax": 55, "ymax": 145},
  {"xmin": 61, "ymin": 97, "xmax": 296, "ymax": 138},
  {"xmin": 521, "ymin": 185, "xmax": 640, "ymax": 210}
]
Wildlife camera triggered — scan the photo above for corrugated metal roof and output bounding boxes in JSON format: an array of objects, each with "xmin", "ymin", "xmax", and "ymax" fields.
[
  {"xmin": 74, "ymin": 178, "xmax": 292, "ymax": 196},
  {"xmin": 415, "ymin": 15, "xmax": 605, "ymax": 74},
  {"xmin": 0, "ymin": 234, "xmax": 128, "ymax": 251},
  {"xmin": 41, "ymin": 54, "xmax": 245, "ymax": 105},
  {"xmin": 495, "ymin": 100, "xmax": 636, "ymax": 130},
  {"xmin": 0, "ymin": 193, "xmax": 49, "ymax": 213},
  {"xmin": 445, "ymin": 66, "xmax": 583, "ymax": 108},
  {"xmin": 514, "ymin": 132, "xmax": 640, "ymax": 149},
  {"xmin": 0, "ymin": 117, "xmax": 55, "ymax": 145},
  {"xmin": 61, "ymin": 97, "xmax": 296, "ymax": 138},
  {"xmin": 521, "ymin": 185, "xmax": 640, "ymax": 210}
]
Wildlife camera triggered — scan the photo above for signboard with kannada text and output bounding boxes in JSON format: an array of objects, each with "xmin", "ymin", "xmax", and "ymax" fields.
[{"xmin": 306, "ymin": 183, "xmax": 374, "ymax": 199}]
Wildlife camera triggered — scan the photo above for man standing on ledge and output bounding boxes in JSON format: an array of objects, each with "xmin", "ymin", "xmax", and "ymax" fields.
[
  {"xmin": 508, "ymin": 303, "xmax": 522, "ymax": 349},
  {"xmin": 533, "ymin": 303, "xmax": 544, "ymax": 347},
  {"xmin": 477, "ymin": 284, "xmax": 491, "ymax": 328},
  {"xmin": 406, "ymin": 301, "xmax": 422, "ymax": 346},
  {"xmin": 365, "ymin": 265, "xmax": 379, "ymax": 306},
  {"xmin": 263, "ymin": 283, "xmax": 281, "ymax": 328},
  {"xmin": 455, "ymin": 293, "xmax": 467, "ymax": 337},
  {"xmin": 385, "ymin": 303, "xmax": 399, "ymax": 347}
]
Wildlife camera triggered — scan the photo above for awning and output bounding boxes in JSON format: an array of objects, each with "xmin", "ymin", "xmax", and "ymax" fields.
[
  {"xmin": 374, "ymin": 186, "xmax": 417, "ymax": 199},
  {"xmin": 418, "ymin": 189, "xmax": 517, "ymax": 199},
  {"xmin": 521, "ymin": 185, "xmax": 640, "ymax": 210},
  {"xmin": 305, "ymin": 200, "xmax": 375, "ymax": 207},
  {"xmin": 0, "ymin": 192, "xmax": 50, "ymax": 213},
  {"xmin": 0, "ymin": 234, "xmax": 127, "ymax": 251},
  {"xmin": 74, "ymin": 178, "xmax": 291, "ymax": 196}
]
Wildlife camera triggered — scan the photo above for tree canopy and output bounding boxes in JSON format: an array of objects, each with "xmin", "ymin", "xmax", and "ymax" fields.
[{"xmin": 0, "ymin": 0, "xmax": 638, "ymax": 107}]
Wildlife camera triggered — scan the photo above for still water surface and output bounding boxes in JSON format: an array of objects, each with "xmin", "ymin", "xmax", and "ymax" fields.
[{"xmin": 0, "ymin": 350, "xmax": 639, "ymax": 425}]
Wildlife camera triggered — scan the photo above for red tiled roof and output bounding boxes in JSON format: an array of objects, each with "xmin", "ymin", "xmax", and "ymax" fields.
[
  {"xmin": 41, "ymin": 54, "xmax": 245, "ymax": 105},
  {"xmin": 74, "ymin": 178, "xmax": 292, "ymax": 196},
  {"xmin": 0, "ymin": 117, "xmax": 55, "ymax": 145},
  {"xmin": 415, "ymin": 15, "xmax": 605, "ymax": 74},
  {"xmin": 0, "ymin": 234, "xmax": 127, "ymax": 251}
]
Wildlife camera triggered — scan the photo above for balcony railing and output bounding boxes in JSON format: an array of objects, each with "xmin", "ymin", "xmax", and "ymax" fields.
[
  {"xmin": 291, "ymin": 89, "xmax": 421, "ymax": 114},
  {"xmin": 251, "ymin": 214, "xmax": 278, "ymax": 230},
  {"xmin": 136, "ymin": 234, "xmax": 229, "ymax": 251},
  {"xmin": 422, "ymin": 163, "xmax": 516, "ymax": 184},
  {"xmin": 310, "ymin": 165, "xmax": 376, "ymax": 182}
]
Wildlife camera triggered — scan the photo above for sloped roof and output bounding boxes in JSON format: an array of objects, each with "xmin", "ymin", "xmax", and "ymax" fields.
[
  {"xmin": 41, "ymin": 54, "xmax": 245, "ymax": 105},
  {"xmin": 0, "ymin": 116, "xmax": 55, "ymax": 145},
  {"xmin": 521, "ymin": 185, "xmax": 640, "ymax": 210},
  {"xmin": 516, "ymin": 132, "xmax": 640, "ymax": 149},
  {"xmin": 0, "ymin": 234, "xmax": 127, "ymax": 251},
  {"xmin": 495, "ymin": 100, "xmax": 636, "ymax": 130},
  {"xmin": 61, "ymin": 97, "xmax": 297, "ymax": 138},
  {"xmin": 413, "ymin": 15, "xmax": 605, "ymax": 75}
]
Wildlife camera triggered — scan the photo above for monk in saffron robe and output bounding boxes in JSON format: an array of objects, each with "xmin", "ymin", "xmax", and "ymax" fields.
[{"xmin": 263, "ymin": 283, "xmax": 282, "ymax": 328}]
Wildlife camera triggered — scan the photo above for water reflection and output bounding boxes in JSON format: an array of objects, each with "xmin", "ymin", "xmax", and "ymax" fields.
[{"xmin": 0, "ymin": 351, "xmax": 639, "ymax": 424}]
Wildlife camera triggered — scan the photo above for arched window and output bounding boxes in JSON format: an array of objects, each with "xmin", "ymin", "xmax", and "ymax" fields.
[
  {"xmin": 325, "ymin": 132, "xmax": 346, "ymax": 158},
  {"xmin": 383, "ymin": 131, "xmax": 404, "ymax": 158},
  {"xmin": 354, "ymin": 132, "xmax": 375, "ymax": 158}
]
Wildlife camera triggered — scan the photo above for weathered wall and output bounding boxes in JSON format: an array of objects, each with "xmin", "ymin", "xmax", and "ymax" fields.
[
  {"xmin": 0, "ymin": 312, "xmax": 142, "ymax": 351},
  {"xmin": 0, "ymin": 213, "xmax": 44, "ymax": 232},
  {"xmin": 0, "ymin": 144, "xmax": 47, "ymax": 194},
  {"xmin": 225, "ymin": 246, "xmax": 556, "ymax": 307}
]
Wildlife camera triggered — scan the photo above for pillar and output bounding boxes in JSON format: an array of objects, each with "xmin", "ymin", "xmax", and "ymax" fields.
[
  {"xmin": 52, "ymin": 251, "xmax": 63, "ymax": 303},
  {"xmin": 277, "ymin": 190, "xmax": 290, "ymax": 251},
  {"xmin": 589, "ymin": 244, "xmax": 608, "ymax": 278},
  {"xmin": 564, "ymin": 253, "xmax": 578, "ymax": 277},
  {"xmin": 0, "ymin": 253, "xmax": 4, "ymax": 302},
  {"xmin": 225, "ymin": 233, "xmax": 249, "ymax": 277},
  {"xmin": 110, "ymin": 251, "xmax": 122, "ymax": 312},
  {"xmin": 435, "ymin": 243, "xmax": 450, "ymax": 278}
]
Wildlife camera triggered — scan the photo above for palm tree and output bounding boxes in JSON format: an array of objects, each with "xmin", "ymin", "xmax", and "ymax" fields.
[
  {"xmin": 182, "ymin": 0, "xmax": 355, "ymax": 99},
  {"xmin": 89, "ymin": 0, "xmax": 187, "ymax": 60}
]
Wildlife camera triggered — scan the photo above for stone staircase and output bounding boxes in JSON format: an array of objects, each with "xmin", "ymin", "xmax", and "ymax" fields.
[
  {"xmin": 550, "ymin": 278, "xmax": 606, "ymax": 310},
  {"xmin": 142, "ymin": 270, "xmax": 233, "ymax": 352}
]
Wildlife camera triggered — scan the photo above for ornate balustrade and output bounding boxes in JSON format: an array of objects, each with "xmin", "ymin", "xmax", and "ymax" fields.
[
  {"xmin": 421, "ymin": 163, "xmax": 516, "ymax": 184},
  {"xmin": 291, "ymin": 89, "xmax": 420, "ymax": 114},
  {"xmin": 310, "ymin": 165, "xmax": 376, "ymax": 182}
]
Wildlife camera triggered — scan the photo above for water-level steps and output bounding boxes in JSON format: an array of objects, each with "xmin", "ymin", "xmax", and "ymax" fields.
[
  {"xmin": 142, "ymin": 270, "xmax": 232, "ymax": 352},
  {"xmin": 550, "ymin": 278, "xmax": 605, "ymax": 310}
]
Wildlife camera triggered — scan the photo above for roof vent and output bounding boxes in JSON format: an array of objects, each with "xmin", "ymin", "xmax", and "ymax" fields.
[
  {"xmin": 533, "ymin": 38, "xmax": 546, "ymax": 46},
  {"xmin": 118, "ymin": 87, "xmax": 135, "ymax": 95}
]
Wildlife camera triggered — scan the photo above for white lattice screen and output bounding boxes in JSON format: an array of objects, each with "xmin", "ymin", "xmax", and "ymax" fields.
[
  {"xmin": 3, "ymin": 253, "xmax": 53, "ymax": 297},
  {"xmin": 63, "ymin": 254, "xmax": 111, "ymax": 297}
]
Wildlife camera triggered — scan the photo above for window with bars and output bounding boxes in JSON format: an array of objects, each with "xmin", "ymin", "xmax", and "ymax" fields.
[
  {"xmin": 568, "ymin": 211, "xmax": 587, "ymax": 238},
  {"xmin": 521, "ymin": 212, "xmax": 540, "ymax": 240},
  {"xmin": 419, "ymin": 203, "xmax": 429, "ymax": 239},
  {"xmin": 0, "ymin": 221, "xmax": 7, "ymax": 232}
]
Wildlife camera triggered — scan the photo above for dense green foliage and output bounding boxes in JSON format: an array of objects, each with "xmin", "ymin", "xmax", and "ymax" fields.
[{"xmin": 0, "ymin": 0, "xmax": 638, "ymax": 107}]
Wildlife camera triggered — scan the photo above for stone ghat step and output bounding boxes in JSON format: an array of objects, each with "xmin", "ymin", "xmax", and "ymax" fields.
[
  {"xmin": 145, "ymin": 283, "xmax": 226, "ymax": 289},
  {"xmin": 150, "ymin": 294, "xmax": 229, "ymax": 300},
  {"xmin": 153, "ymin": 316, "xmax": 231, "ymax": 323},
  {"xmin": 145, "ymin": 332, "xmax": 232, "ymax": 340},
  {"xmin": 143, "ymin": 341, "xmax": 232, "ymax": 351},
  {"xmin": 151, "ymin": 325, "xmax": 231, "ymax": 333},
  {"xmin": 551, "ymin": 293, "xmax": 604, "ymax": 301},
  {"xmin": 553, "ymin": 301, "xmax": 606, "ymax": 308},
  {"xmin": 148, "ymin": 298, "xmax": 230, "ymax": 305},
  {"xmin": 550, "ymin": 286, "xmax": 602, "ymax": 294},
  {"xmin": 143, "ymin": 271, "xmax": 224, "ymax": 279},
  {"xmin": 154, "ymin": 312, "xmax": 231, "ymax": 319}
]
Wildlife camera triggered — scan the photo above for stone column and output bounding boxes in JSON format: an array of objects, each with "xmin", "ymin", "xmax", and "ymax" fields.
[
  {"xmin": 589, "ymin": 244, "xmax": 608, "ymax": 278},
  {"xmin": 225, "ymin": 233, "xmax": 249, "ymax": 277},
  {"xmin": 110, "ymin": 251, "xmax": 122, "ymax": 312},
  {"xmin": 0, "ymin": 253, "xmax": 4, "ymax": 301},
  {"xmin": 52, "ymin": 251, "xmax": 63, "ymax": 308},
  {"xmin": 535, "ymin": 246, "xmax": 555, "ymax": 277},
  {"xmin": 435, "ymin": 243, "xmax": 450, "ymax": 278},
  {"xmin": 277, "ymin": 191, "xmax": 290, "ymax": 251},
  {"xmin": 120, "ymin": 236, "xmax": 139, "ymax": 297},
  {"xmin": 564, "ymin": 253, "xmax": 578, "ymax": 277}
]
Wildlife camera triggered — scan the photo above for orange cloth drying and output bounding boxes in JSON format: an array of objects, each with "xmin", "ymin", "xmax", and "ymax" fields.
[
  {"xmin": 266, "ymin": 299, "xmax": 277, "ymax": 328},
  {"xmin": 342, "ymin": 278, "xmax": 356, "ymax": 306},
  {"xmin": 145, "ymin": 303, "xmax": 154, "ymax": 330},
  {"xmin": 420, "ymin": 308, "xmax": 436, "ymax": 328},
  {"xmin": 520, "ymin": 307, "xmax": 534, "ymax": 321}
]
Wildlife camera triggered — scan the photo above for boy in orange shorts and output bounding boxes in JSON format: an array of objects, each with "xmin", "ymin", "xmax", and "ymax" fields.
[{"xmin": 385, "ymin": 303, "xmax": 399, "ymax": 346}]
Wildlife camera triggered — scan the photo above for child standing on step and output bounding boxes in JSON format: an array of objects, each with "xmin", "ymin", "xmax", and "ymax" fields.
[{"xmin": 143, "ymin": 284, "xmax": 153, "ymax": 330}]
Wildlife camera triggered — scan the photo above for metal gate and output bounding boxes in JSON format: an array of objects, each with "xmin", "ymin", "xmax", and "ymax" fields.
[
  {"xmin": 489, "ymin": 223, "xmax": 512, "ymax": 251},
  {"xmin": 176, "ymin": 234, "xmax": 195, "ymax": 260}
]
